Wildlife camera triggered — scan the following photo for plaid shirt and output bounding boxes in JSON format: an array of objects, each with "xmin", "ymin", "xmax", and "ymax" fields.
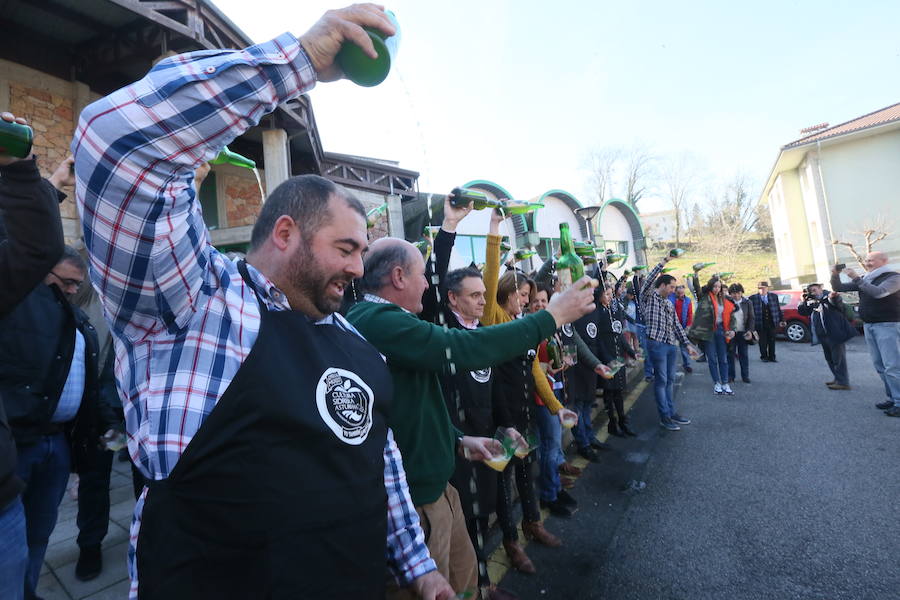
[
  {"xmin": 639, "ymin": 262, "xmax": 690, "ymax": 346},
  {"xmin": 71, "ymin": 33, "xmax": 434, "ymax": 594}
]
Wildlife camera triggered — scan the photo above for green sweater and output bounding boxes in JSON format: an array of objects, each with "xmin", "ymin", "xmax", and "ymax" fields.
[{"xmin": 346, "ymin": 300, "xmax": 557, "ymax": 506}]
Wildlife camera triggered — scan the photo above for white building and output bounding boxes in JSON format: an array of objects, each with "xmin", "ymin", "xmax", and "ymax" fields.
[
  {"xmin": 639, "ymin": 209, "xmax": 678, "ymax": 246},
  {"xmin": 759, "ymin": 102, "xmax": 900, "ymax": 288},
  {"xmin": 445, "ymin": 180, "xmax": 647, "ymax": 274}
]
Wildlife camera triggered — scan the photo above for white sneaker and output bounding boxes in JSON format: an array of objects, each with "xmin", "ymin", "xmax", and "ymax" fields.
[
  {"xmin": 723, "ymin": 383, "xmax": 734, "ymax": 395},
  {"xmin": 714, "ymin": 383, "xmax": 723, "ymax": 394}
]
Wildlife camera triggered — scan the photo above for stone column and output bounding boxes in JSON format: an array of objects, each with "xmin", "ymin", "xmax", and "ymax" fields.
[
  {"xmin": 262, "ymin": 128, "xmax": 289, "ymax": 194},
  {"xmin": 387, "ymin": 194, "xmax": 405, "ymax": 239}
]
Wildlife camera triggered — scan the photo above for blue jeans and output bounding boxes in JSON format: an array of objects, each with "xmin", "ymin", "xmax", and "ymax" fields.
[
  {"xmin": 636, "ymin": 324, "xmax": 654, "ymax": 377},
  {"xmin": 727, "ymin": 334, "xmax": 750, "ymax": 381},
  {"xmin": 704, "ymin": 329, "xmax": 729, "ymax": 384},
  {"xmin": 647, "ymin": 338, "xmax": 678, "ymax": 420},
  {"xmin": 0, "ymin": 497, "xmax": 27, "ymax": 600},
  {"xmin": 535, "ymin": 404, "xmax": 564, "ymax": 502},
  {"xmin": 864, "ymin": 322, "xmax": 900, "ymax": 406},
  {"xmin": 679, "ymin": 343, "xmax": 692, "ymax": 369},
  {"xmin": 16, "ymin": 433, "xmax": 71, "ymax": 599},
  {"xmin": 572, "ymin": 395, "xmax": 596, "ymax": 450}
]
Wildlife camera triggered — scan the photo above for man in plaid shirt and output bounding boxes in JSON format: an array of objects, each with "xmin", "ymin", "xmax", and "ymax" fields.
[
  {"xmin": 71, "ymin": 5, "xmax": 451, "ymax": 599},
  {"xmin": 639, "ymin": 256, "xmax": 700, "ymax": 431}
]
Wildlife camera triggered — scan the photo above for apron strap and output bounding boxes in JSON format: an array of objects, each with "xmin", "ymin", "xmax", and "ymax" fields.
[{"xmin": 237, "ymin": 259, "xmax": 269, "ymax": 314}]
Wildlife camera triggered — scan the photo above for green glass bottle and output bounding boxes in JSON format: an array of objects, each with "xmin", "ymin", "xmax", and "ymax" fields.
[
  {"xmin": 500, "ymin": 239, "xmax": 512, "ymax": 253},
  {"xmin": 693, "ymin": 261, "xmax": 716, "ymax": 272},
  {"xmin": 556, "ymin": 223, "xmax": 584, "ymax": 289},
  {"xmin": 366, "ymin": 202, "xmax": 388, "ymax": 229},
  {"xmin": 669, "ymin": 248, "xmax": 686, "ymax": 258},
  {"xmin": 632, "ymin": 265, "xmax": 649, "ymax": 271},
  {"xmin": 547, "ymin": 338, "xmax": 563, "ymax": 370},
  {"xmin": 0, "ymin": 120, "xmax": 33, "ymax": 158},
  {"xmin": 501, "ymin": 201, "xmax": 544, "ymax": 215},
  {"xmin": 513, "ymin": 249, "xmax": 536, "ymax": 261},
  {"xmin": 573, "ymin": 241, "xmax": 596, "ymax": 257},
  {"xmin": 210, "ymin": 146, "xmax": 256, "ymax": 170},
  {"xmin": 606, "ymin": 252, "xmax": 627, "ymax": 264},
  {"xmin": 716, "ymin": 271, "xmax": 735, "ymax": 280},
  {"xmin": 662, "ymin": 267, "xmax": 677, "ymax": 273},
  {"xmin": 336, "ymin": 10, "xmax": 400, "ymax": 87},
  {"xmin": 449, "ymin": 187, "xmax": 503, "ymax": 211},
  {"xmin": 414, "ymin": 239, "xmax": 432, "ymax": 262}
]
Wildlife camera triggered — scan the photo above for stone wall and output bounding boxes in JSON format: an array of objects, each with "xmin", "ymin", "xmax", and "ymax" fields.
[{"xmin": 222, "ymin": 171, "xmax": 266, "ymax": 227}]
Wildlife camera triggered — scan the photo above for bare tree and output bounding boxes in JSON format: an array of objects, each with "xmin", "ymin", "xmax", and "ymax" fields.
[
  {"xmin": 832, "ymin": 216, "xmax": 894, "ymax": 270},
  {"xmin": 585, "ymin": 147, "xmax": 621, "ymax": 204},
  {"xmin": 623, "ymin": 145, "xmax": 655, "ymax": 208},
  {"xmin": 660, "ymin": 152, "xmax": 700, "ymax": 245}
]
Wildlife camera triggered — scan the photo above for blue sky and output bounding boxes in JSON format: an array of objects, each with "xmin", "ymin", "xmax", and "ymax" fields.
[{"xmin": 215, "ymin": 0, "xmax": 900, "ymax": 211}]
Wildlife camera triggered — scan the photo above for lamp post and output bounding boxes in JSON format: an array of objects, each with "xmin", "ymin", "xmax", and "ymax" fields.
[{"xmin": 575, "ymin": 205, "xmax": 602, "ymax": 246}]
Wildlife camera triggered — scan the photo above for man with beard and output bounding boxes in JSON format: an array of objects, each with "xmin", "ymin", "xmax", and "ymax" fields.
[{"xmin": 72, "ymin": 5, "xmax": 452, "ymax": 599}]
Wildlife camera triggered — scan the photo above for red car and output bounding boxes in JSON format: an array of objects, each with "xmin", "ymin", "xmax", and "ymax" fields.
[
  {"xmin": 774, "ymin": 289, "xmax": 862, "ymax": 343},
  {"xmin": 774, "ymin": 290, "xmax": 810, "ymax": 343}
]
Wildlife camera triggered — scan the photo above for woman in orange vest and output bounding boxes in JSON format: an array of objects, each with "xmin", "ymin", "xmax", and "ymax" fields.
[{"xmin": 687, "ymin": 275, "xmax": 738, "ymax": 395}]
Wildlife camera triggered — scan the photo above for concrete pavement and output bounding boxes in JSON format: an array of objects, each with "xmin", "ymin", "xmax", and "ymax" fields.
[{"xmin": 500, "ymin": 336, "xmax": 900, "ymax": 599}]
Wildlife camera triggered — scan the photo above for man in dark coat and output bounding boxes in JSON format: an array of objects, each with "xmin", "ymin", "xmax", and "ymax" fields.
[
  {"xmin": 0, "ymin": 111, "xmax": 66, "ymax": 600},
  {"xmin": 748, "ymin": 281, "xmax": 786, "ymax": 362},
  {"xmin": 0, "ymin": 246, "xmax": 106, "ymax": 599},
  {"xmin": 797, "ymin": 283, "xmax": 856, "ymax": 390}
]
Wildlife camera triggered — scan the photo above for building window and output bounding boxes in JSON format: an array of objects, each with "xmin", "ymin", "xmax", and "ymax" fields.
[
  {"xmin": 538, "ymin": 238, "xmax": 560, "ymax": 262},
  {"xmin": 454, "ymin": 235, "xmax": 488, "ymax": 265}
]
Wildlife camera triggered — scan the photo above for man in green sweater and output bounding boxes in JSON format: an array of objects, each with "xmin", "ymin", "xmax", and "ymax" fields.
[{"xmin": 347, "ymin": 237, "xmax": 597, "ymax": 598}]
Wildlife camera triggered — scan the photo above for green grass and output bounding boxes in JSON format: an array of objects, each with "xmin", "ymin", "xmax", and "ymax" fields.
[{"xmin": 648, "ymin": 238, "xmax": 782, "ymax": 290}]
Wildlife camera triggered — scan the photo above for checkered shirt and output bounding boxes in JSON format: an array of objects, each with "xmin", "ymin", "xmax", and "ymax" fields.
[
  {"xmin": 639, "ymin": 262, "xmax": 690, "ymax": 346},
  {"xmin": 71, "ymin": 33, "xmax": 435, "ymax": 596}
]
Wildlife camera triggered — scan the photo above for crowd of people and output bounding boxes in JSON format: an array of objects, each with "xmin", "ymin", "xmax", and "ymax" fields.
[{"xmin": 1, "ymin": 4, "xmax": 898, "ymax": 600}]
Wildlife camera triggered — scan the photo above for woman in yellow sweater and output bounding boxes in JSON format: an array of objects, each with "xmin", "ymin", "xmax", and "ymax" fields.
[{"xmin": 482, "ymin": 209, "xmax": 577, "ymax": 574}]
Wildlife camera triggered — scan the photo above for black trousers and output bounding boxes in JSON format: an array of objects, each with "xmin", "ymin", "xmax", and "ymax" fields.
[
  {"xmin": 822, "ymin": 342, "xmax": 849, "ymax": 386},
  {"xmin": 496, "ymin": 454, "xmax": 541, "ymax": 541},
  {"xmin": 759, "ymin": 320, "xmax": 777, "ymax": 360},
  {"xmin": 76, "ymin": 448, "xmax": 113, "ymax": 548}
]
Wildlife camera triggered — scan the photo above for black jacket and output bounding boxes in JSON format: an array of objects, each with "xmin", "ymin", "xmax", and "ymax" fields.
[
  {"xmin": 797, "ymin": 291, "xmax": 857, "ymax": 346},
  {"xmin": 831, "ymin": 271, "xmax": 900, "ymax": 324},
  {"xmin": 0, "ymin": 282, "xmax": 105, "ymax": 475},
  {"xmin": 0, "ymin": 158, "xmax": 65, "ymax": 510}
]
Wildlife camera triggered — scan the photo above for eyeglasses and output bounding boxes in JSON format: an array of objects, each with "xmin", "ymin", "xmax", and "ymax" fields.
[{"xmin": 49, "ymin": 271, "xmax": 84, "ymax": 291}]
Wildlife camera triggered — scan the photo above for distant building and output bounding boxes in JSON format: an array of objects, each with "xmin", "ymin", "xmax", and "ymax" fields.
[
  {"xmin": 639, "ymin": 209, "xmax": 678, "ymax": 246},
  {"xmin": 429, "ymin": 182, "xmax": 647, "ymax": 274},
  {"xmin": 759, "ymin": 102, "xmax": 900, "ymax": 288}
]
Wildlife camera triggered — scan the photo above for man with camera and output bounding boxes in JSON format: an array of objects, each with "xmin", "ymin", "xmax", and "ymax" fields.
[
  {"xmin": 797, "ymin": 283, "xmax": 857, "ymax": 391},
  {"xmin": 831, "ymin": 254, "xmax": 900, "ymax": 416}
]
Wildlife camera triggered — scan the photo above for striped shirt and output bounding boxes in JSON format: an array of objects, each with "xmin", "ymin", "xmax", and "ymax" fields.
[
  {"xmin": 71, "ymin": 32, "xmax": 434, "ymax": 595},
  {"xmin": 639, "ymin": 262, "xmax": 690, "ymax": 346}
]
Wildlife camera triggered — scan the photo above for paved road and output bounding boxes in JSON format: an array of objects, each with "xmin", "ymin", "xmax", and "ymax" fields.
[{"xmin": 500, "ymin": 336, "xmax": 900, "ymax": 600}]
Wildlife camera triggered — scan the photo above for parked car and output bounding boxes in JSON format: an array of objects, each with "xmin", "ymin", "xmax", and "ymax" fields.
[
  {"xmin": 775, "ymin": 290, "xmax": 810, "ymax": 343},
  {"xmin": 774, "ymin": 289, "xmax": 864, "ymax": 343}
]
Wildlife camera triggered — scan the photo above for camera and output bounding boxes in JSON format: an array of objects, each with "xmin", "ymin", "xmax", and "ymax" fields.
[
  {"xmin": 802, "ymin": 286, "xmax": 822, "ymax": 306},
  {"xmin": 834, "ymin": 263, "xmax": 846, "ymax": 272}
]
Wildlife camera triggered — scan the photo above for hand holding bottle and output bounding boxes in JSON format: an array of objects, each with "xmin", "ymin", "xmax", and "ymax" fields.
[
  {"xmin": 0, "ymin": 112, "xmax": 31, "ymax": 166},
  {"xmin": 442, "ymin": 190, "xmax": 472, "ymax": 233},
  {"xmin": 299, "ymin": 4, "xmax": 396, "ymax": 82}
]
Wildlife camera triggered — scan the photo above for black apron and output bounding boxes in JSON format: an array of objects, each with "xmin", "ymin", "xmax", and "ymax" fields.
[
  {"xmin": 137, "ymin": 262, "xmax": 392, "ymax": 599},
  {"xmin": 597, "ymin": 304, "xmax": 628, "ymax": 390},
  {"xmin": 440, "ymin": 313, "xmax": 497, "ymax": 518},
  {"xmin": 568, "ymin": 308, "xmax": 600, "ymax": 403}
]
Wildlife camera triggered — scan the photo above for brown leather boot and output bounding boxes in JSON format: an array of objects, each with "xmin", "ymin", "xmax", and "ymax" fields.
[
  {"xmin": 558, "ymin": 462, "xmax": 582, "ymax": 477},
  {"xmin": 522, "ymin": 521, "xmax": 562, "ymax": 547},
  {"xmin": 502, "ymin": 539, "xmax": 535, "ymax": 574}
]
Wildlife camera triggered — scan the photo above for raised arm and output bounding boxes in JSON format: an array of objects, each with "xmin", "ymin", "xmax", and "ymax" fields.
[
  {"xmin": 640, "ymin": 261, "xmax": 666, "ymax": 303},
  {"xmin": 72, "ymin": 35, "xmax": 321, "ymax": 338},
  {"xmin": 531, "ymin": 357, "xmax": 563, "ymax": 414},
  {"xmin": 481, "ymin": 209, "xmax": 507, "ymax": 326},
  {"xmin": 0, "ymin": 154, "xmax": 64, "ymax": 316}
]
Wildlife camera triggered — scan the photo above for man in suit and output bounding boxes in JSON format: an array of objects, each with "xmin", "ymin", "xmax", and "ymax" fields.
[{"xmin": 748, "ymin": 281, "xmax": 786, "ymax": 362}]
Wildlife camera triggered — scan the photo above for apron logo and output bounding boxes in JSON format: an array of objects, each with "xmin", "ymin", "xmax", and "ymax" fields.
[
  {"xmin": 470, "ymin": 367, "xmax": 491, "ymax": 384},
  {"xmin": 562, "ymin": 324, "xmax": 574, "ymax": 337},
  {"xmin": 316, "ymin": 368, "xmax": 374, "ymax": 445},
  {"xmin": 587, "ymin": 322, "xmax": 598, "ymax": 338},
  {"xmin": 612, "ymin": 320, "xmax": 623, "ymax": 334}
]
